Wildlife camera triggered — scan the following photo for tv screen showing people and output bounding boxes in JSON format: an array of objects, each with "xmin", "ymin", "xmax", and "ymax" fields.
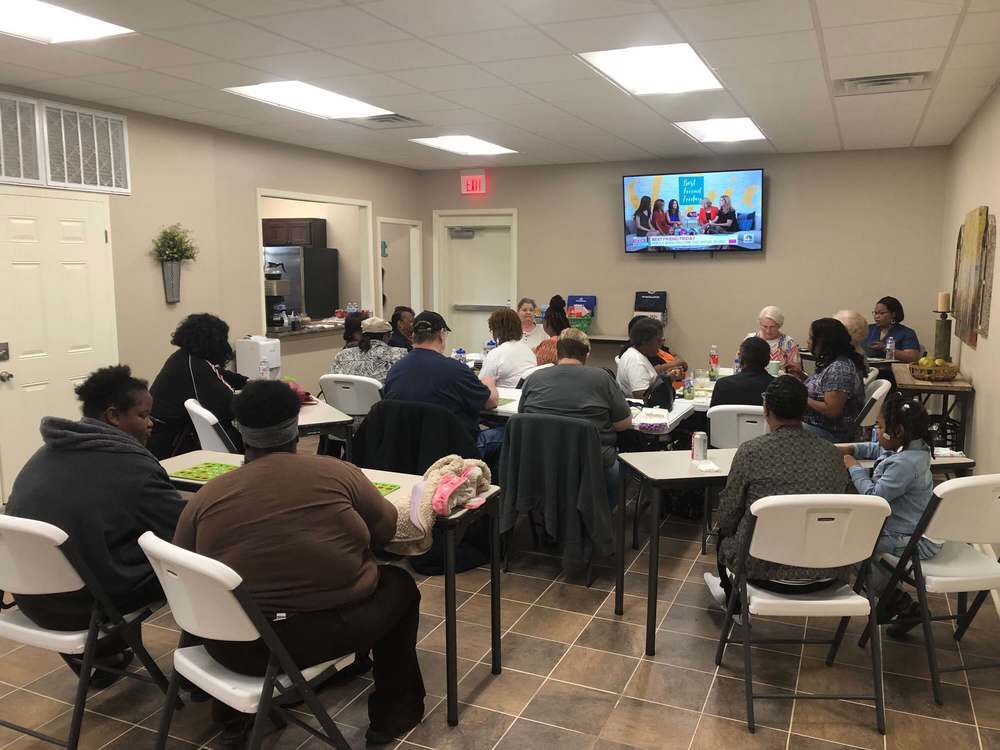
[{"xmin": 623, "ymin": 168, "xmax": 764, "ymax": 253}]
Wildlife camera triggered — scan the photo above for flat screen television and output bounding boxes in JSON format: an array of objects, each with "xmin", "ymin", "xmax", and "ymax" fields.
[{"xmin": 623, "ymin": 168, "xmax": 764, "ymax": 253}]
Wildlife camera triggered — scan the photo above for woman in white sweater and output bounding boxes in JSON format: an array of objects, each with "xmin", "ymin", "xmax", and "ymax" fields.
[{"xmin": 481, "ymin": 308, "xmax": 538, "ymax": 387}]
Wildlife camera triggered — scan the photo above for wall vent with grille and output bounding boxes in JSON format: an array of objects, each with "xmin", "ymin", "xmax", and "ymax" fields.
[{"xmin": 0, "ymin": 94, "xmax": 42, "ymax": 185}]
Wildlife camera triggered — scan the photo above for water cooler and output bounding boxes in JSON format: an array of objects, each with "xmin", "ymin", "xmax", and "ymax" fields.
[{"xmin": 234, "ymin": 335, "xmax": 281, "ymax": 380}]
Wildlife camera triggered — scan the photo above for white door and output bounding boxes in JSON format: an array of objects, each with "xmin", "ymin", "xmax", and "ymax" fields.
[
  {"xmin": 0, "ymin": 186, "xmax": 118, "ymax": 500},
  {"xmin": 381, "ymin": 222, "xmax": 413, "ymax": 311},
  {"xmin": 434, "ymin": 212, "xmax": 516, "ymax": 353}
]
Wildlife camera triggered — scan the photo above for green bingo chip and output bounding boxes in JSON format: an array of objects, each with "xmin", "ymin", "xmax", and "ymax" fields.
[
  {"xmin": 373, "ymin": 482, "xmax": 400, "ymax": 496},
  {"xmin": 497, "ymin": 397, "xmax": 516, "ymax": 407},
  {"xmin": 171, "ymin": 462, "xmax": 239, "ymax": 481}
]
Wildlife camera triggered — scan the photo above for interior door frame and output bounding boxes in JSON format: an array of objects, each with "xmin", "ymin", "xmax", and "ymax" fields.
[
  {"xmin": 375, "ymin": 216, "xmax": 423, "ymax": 312},
  {"xmin": 431, "ymin": 208, "xmax": 517, "ymax": 313},
  {"xmin": 255, "ymin": 188, "xmax": 375, "ymax": 326}
]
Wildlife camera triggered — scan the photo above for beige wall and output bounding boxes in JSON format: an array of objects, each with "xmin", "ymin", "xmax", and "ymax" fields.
[
  {"xmin": 939, "ymin": 87, "xmax": 1000, "ymax": 473},
  {"xmin": 417, "ymin": 149, "xmax": 948, "ymax": 367}
]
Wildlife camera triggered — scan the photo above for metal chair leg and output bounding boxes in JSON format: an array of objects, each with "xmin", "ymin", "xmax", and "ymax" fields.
[
  {"xmin": 714, "ymin": 576, "xmax": 740, "ymax": 666},
  {"xmin": 912, "ymin": 558, "xmax": 944, "ymax": 705},
  {"xmin": 154, "ymin": 669, "xmax": 183, "ymax": 750},
  {"xmin": 740, "ymin": 580, "xmax": 755, "ymax": 733},
  {"xmin": 247, "ymin": 657, "xmax": 279, "ymax": 750},
  {"xmin": 867, "ymin": 587, "xmax": 887, "ymax": 734},
  {"xmin": 955, "ymin": 590, "xmax": 989, "ymax": 641},
  {"xmin": 66, "ymin": 610, "xmax": 100, "ymax": 750}
]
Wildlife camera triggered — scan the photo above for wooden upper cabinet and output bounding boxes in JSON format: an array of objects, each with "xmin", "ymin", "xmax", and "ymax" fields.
[{"xmin": 262, "ymin": 218, "xmax": 327, "ymax": 248}]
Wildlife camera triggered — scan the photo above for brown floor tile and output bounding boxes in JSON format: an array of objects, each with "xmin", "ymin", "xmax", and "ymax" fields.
[
  {"xmin": 417, "ymin": 613, "xmax": 443, "ymax": 643},
  {"xmin": 85, "ymin": 673, "xmax": 173, "ymax": 724},
  {"xmin": 657, "ymin": 538, "xmax": 703, "ymax": 560},
  {"xmin": 417, "ymin": 648, "xmax": 477, "ymax": 700},
  {"xmin": 535, "ymin": 582, "xmax": 609, "ymax": 615},
  {"xmin": 595, "ymin": 593, "xmax": 666, "ymax": 628},
  {"xmin": 659, "ymin": 521, "xmax": 702, "ymax": 541},
  {"xmin": 599, "ymin": 696, "xmax": 700, "ymax": 749},
  {"xmin": 685, "ymin": 560, "xmax": 719, "ymax": 583},
  {"xmin": 971, "ymin": 686, "xmax": 1000, "ymax": 730},
  {"xmin": 495, "ymin": 718, "xmax": 597, "ymax": 750},
  {"xmin": 621, "ymin": 571, "xmax": 684, "ymax": 602},
  {"xmin": 884, "ymin": 709, "xmax": 980, "ymax": 750},
  {"xmin": 690, "ymin": 714, "xmax": 788, "ymax": 749},
  {"xmin": 575, "ymin": 618, "xmax": 646, "ymax": 658},
  {"xmin": 485, "ymin": 573, "xmax": 555, "ymax": 604},
  {"xmin": 522, "ymin": 681, "xmax": 618, "ymax": 736},
  {"xmin": 9, "ymin": 709, "xmax": 133, "ymax": 749},
  {"xmin": 786, "ymin": 733, "xmax": 861, "ymax": 749},
  {"xmin": 457, "ymin": 663, "xmax": 543, "ymax": 714},
  {"xmin": 660, "ymin": 602, "xmax": 727, "ymax": 640},
  {"xmin": 790, "ymin": 699, "xmax": 883, "ymax": 749},
  {"xmin": 405, "ymin": 701, "xmax": 513, "ymax": 750},
  {"xmin": 558, "ymin": 565, "xmax": 618, "ymax": 592},
  {"xmin": 456, "ymin": 594, "xmax": 528, "ymax": 630},
  {"xmin": 140, "ymin": 693, "xmax": 222, "ymax": 746},
  {"xmin": 703, "ymin": 674, "xmax": 794, "ymax": 731},
  {"xmin": 421, "ymin": 567, "xmax": 493, "ymax": 595},
  {"xmin": 510, "ymin": 606, "xmax": 590, "ymax": 644},
  {"xmin": 418, "ymin": 582, "xmax": 472, "ymax": 618},
  {"xmin": 717, "ymin": 644, "xmax": 801, "ymax": 689},
  {"xmin": 673, "ymin": 580, "xmax": 725, "ymax": 611},
  {"xmin": 630, "ymin": 553, "xmax": 695, "ymax": 580},
  {"xmin": 734, "ymin": 616, "xmax": 806, "ymax": 656},
  {"xmin": 492, "ymin": 633, "xmax": 567, "ymax": 676},
  {"xmin": 419, "ymin": 620, "xmax": 495, "ymax": 662},
  {"xmin": 329, "ymin": 683, "xmax": 375, "ymax": 731},
  {"xmin": 954, "ymin": 622, "xmax": 1000, "ymax": 659},
  {"xmin": 313, "ymin": 673, "xmax": 373, "ymax": 715},
  {"xmin": 804, "ymin": 630, "xmax": 965, "ymax": 685},
  {"xmin": 982, "ymin": 726, "xmax": 1000, "ymax": 750},
  {"xmin": 100, "ymin": 725, "xmax": 198, "ymax": 749},
  {"xmin": 147, "ymin": 609, "xmax": 180, "ymax": 632},
  {"xmin": 625, "ymin": 659, "xmax": 713, "ymax": 711},
  {"xmin": 21, "ymin": 667, "xmax": 85, "ymax": 705},
  {"xmin": 0, "ymin": 690, "xmax": 71, "ymax": 747},
  {"xmin": 504, "ymin": 552, "xmax": 564, "ymax": 580},
  {"xmin": 550, "ymin": 646, "xmax": 638, "ymax": 694},
  {"xmin": 645, "ymin": 630, "xmax": 720, "ymax": 672},
  {"xmin": 0, "ymin": 647, "xmax": 66, "ymax": 688}
]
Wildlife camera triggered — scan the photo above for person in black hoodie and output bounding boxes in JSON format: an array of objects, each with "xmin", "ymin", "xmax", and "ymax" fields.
[
  {"xmin": 6, "ymin": 365, "xmax": 185, "ymax": 685},
  {"xmin": 147, "ymin": 313, "xmax": 248, "ymax": 459},
  {"xmin": 709, "ymin": 336, "xmax": 775, "ymax": 408}
]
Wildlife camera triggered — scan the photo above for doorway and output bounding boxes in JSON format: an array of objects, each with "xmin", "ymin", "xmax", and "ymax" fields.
[
  {"xmin": 0, "ymin": 186, "xmax": 118, "ymax": 501},
  {"xmin": 376, "ymin": 217, "xmax": 423, "ymax": 314},
  {"xmin": 433, "ymin": 209, "xmax": 517, "ymax": 353}
]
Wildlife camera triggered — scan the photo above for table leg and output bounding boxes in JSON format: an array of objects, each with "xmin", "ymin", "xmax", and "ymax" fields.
[
  {"xmin": 444, "ymin": 526, "xmax": 459, "ymax": 727},
  {"xmin": 615, "ymin": 469, "xmax": 627, "ymax": 616},
  {"xmin": 958, "ymin": 393, "xmax": 970, "ymax": 452},
  {"xmin": 317, "ymin": 434, "xmax": 328, "ymax": 456},
  {"xmin": 646, "ymin": 488, "xmax": 662, "ymax": 656},
  {"xmin": 489, "ymin": 509, "xmax": 501, "ymax": 675}
]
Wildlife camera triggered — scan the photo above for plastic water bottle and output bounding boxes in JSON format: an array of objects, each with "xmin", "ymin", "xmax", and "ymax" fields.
[
  {"xmin": 885, "ymin": 337, "xmax": 896, "ymax": 361},
  {"xmin": 708, "ymin": 344, "xmax": 720, "ymax": 381},
  {"xmin": 257, "ymin": 359, "xmax": 269, "ymax": 379},
  {"xmin": 683, "ymin": 375, "xmax": 694, "ymax": 400},
  {"xmin": 485, "ymin": 339, "xmax": 497, "ymax": 354},
  {"xmin": 453, "ymin": 347, "xmax": 466, "ymax": 363}
]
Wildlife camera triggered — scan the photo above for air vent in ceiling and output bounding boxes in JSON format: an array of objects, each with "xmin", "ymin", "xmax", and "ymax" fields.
[
  {"xmin": 345, "ymin": 113, "xmax": 426, "ymax": 129},
  {"xmin": 833, "ymin": 71, "xmax": 934, "ymax": 97}
]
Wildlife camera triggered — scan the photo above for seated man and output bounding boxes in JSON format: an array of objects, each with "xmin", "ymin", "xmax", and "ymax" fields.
[
  {"xmin": 704, "ymin": 376, "xmax": 855, "ymax": 605},
  {"xmin": 519, "ymin": 328, "xmax": 632, "ymax": 507},
  {"xmin": 7, "ymin": 365, "xmax": 184, "ymax": 685},
  {"xmin": 384, "ymin": 310, "xmax": 500, "ymax": 466},
  {"xmin": 173, "ymin": 380, "xmax": 423, "ymax": 746},
  {"xmin": 709, "ymin": 336, "xmax": 774, "ymax": 408}
]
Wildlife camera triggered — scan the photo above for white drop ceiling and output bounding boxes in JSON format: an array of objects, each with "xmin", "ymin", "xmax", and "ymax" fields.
[{"xmin": 0, "ymin": 0, "xmax": 997, "ymax": 169}]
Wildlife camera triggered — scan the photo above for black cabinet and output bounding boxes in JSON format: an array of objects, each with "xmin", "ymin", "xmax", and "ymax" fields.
[{"xmin": 262, "ymin": 218, "xmax": 327, "ymax": 248}]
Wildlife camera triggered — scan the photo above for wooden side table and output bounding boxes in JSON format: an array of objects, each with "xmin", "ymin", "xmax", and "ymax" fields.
[{"xmin": 891, "ymin": 364, "xmax": 974, "ymax": 451}]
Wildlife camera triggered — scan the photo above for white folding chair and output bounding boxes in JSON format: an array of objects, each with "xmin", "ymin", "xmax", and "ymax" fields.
[
  {"xmin": 865, "ymin": 474, "xmax": 1000, "ymax": 705},
  {"xmin": 714, "ymin": 494, "xmax": 891, "ymax": 734},
  {"xmin": 853, "ymin": 379, "xmax": 891, "ymax": 434},
  {"xmin": 138, "ymin": 532, "xmax": 353, "ymax": 750},
  {"xmin": 184, "ymin": 398, "xmax": 238, "ymax": 453},
  {"xmin": 515, "ymin": 363, "xmax": 553, "ymax": 388},
  {"xmin": 319, "ymin": 374, "xmax": 382, "ymax": 417},
  {"xmin": 864, "ymin": 367, "xmax": 879, "ymax": 386},
  {"xmin": 0, "ymin": 517, "xmax": 170, "ymax": 749},
  {"xmin": 706, "ymin": 405, "xmax": 767, "ymax": 449}
]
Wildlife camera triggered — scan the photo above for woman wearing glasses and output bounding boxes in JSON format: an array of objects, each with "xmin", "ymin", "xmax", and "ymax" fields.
[{"xmin": 865, "ymin": 296, "xmax": 921, "ymax": 363}]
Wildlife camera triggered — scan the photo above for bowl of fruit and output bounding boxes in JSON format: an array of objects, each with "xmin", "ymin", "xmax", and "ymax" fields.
[{"xmin": 909, "ymin": 356, "xmax": 959, "ymax": 382}]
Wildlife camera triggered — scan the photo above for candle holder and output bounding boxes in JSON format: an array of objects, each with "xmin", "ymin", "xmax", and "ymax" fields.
[{"xmin": 933, "ymin": 308, "xmax": 953, "ymax": 362}]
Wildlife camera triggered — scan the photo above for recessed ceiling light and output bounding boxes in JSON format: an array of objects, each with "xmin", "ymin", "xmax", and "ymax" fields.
[
  {"xmin": 579, "ymin": 43, "xmax": 722, "ymax": 95},
  {"xmin": 409, "ymin": 136, "xmax": 517, "ymax": 156},
  {"xmin": 225, "ymin": 81, "xmax": 393, "ymax": 120},
  {"xmin": 675, "ymin": 117, "xmax": 766, "ymax": 142},
  {"xmin": 0, "ymin": 0, "xmax": 133, "ymax": 44}
]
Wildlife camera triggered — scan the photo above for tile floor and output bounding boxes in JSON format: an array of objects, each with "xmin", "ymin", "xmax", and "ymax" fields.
[{"xmin": 2, "ymin": 509, "xmax": 1000, "ymax": 750}]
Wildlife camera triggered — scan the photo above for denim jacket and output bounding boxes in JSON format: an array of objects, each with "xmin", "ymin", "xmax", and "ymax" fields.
[{"xmin": 849, "ymin": 439, "xmax": 933, "ymax": 537}]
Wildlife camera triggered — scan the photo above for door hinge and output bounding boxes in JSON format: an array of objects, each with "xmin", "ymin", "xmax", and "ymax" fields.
[{"xmin": 105, "ymin": 230, "xmax": 109, "ymax": 243}]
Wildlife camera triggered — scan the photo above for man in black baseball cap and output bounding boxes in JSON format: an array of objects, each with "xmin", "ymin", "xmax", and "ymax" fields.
[{"xmin": 384, "ymin": 310, "xmax": 498, "ymax": 440}]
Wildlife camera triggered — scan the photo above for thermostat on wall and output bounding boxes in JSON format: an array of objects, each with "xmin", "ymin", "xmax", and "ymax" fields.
[{"xmin": 460, "ymin": 169, "xmax": 487, "ymax": 195}]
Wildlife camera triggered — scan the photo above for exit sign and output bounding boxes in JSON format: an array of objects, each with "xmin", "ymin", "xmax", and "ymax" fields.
[{"xmin": 460, "ymin": 169, "xmax": 487, "ymax": 195}]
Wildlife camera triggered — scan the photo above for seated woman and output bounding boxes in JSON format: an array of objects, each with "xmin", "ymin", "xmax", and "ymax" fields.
[
  {"xmin": 331, "ymin": 316, "xmax": 406, "ymax": 384},
  {"xmin": 651, "ymin": 198, "xmax": 668, "ymax": 235},
  {"xmin": 342, "ymin": 312, "xmax": 365, "ymax": 349},
  {"xmin": 737, "ymin": 305, "xmax": 800, "ymax": 373},
  {"xmin": 707, "ymin": 194, "xmax": 738, "ymax": 234},
  {"xmin": 620, "ymin": 315, "xmax": 688, "ymax": 382},
  {"xmin": 388, "ymin": 306, "xmax": 414, "ymax": 351},
  {"xmin": 794, "ymin": 318, "xmax": 866, "ymax": 442},
  {"xmin": 516, "ymin": 297, "xmax": 548, "ymax": 349},
  {"xmin": 616, "ymin": 317, "xmax": 685, "ymax": 398},
  {"xmin": 481, "ymin": 308, "xmax": 538, "ymax": 388},
  {"xmin": 834, "ymin": 309, "xmax": 869, "ymax": 362},
  {"xmin": 666, "ymin": 198, "xmax": 683, "ymax": 233},
  {"xmin": 533, "ymin": 295, "xmax": 571, "ymax": 366},
  {"xmin": 147, "ymin": 313, "xmax": 248, "ymax": 459},
  {"xmin": 704, "ymin": 376, "xmax": 854, "ymax": 607},
  {"xmin": 7, "ymin": 365, "xmax": 184, "ymax": 685},
  {"xmin": 865, "ymin": 296, "xmax": 921, "ymax": 363},
  {"xmin": 839, "ymin": 394, "xmax": 939, "ymax": 637}
]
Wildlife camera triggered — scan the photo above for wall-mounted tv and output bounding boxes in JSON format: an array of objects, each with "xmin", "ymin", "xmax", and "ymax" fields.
[{"xmin": 623, "ymin": 168, "xmax": 764, "ymax": 253}]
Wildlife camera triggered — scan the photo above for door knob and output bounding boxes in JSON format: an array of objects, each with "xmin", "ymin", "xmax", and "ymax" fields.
[{"xmin": 0, "ymin": 371, "xmax": 13, "ymax": 382}]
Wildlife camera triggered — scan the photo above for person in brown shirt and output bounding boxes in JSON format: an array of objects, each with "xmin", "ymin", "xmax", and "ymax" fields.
[{"xmin": 174, "ymin": 380, "xmax": 424, "ymax": 746}]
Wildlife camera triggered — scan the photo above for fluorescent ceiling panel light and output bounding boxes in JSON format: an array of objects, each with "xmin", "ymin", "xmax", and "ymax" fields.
[
  {"xmin": 675, "ymin": 117, "xmax": 766, "ymax": 142},
  {"xmin": 0, "ymin": 0, "xmax": 133, "ymax": 43},
  {"xmin": 225, "ymin": 81, "xmax": 393, "ymax": 119},
  {"xmin": 579, "ymin": 43, "xmax": 721, "ymax": 95},
  {"xmin": 409, "ymin": 135, "xmax": 517, "ymax": 156}
]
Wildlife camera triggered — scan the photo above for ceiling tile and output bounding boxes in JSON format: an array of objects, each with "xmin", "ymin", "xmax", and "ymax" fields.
[
  {"xmin": 254, "ymin": 6, "xmax": 410, "ymax": 48},
  {"xmin": 694, "ymin": 29, "xmax": 819, "ymax": 68},
  {"xmin": 389, "ymin": 65, "xmax": 507, "ymax": 92},
  {"xmin": 936, "ymin": 65, "xmax": 1000, "ymax": 88},
  {"xmin": 239, "ymin": 51, "xmax": 369, "ymax": 79},
  {"xmin": 642, "ymin": 89, "xmax": 746, "ymax": 120},
  {"xmin": 81, "ymin": 69, "xmax": 207, "ymax": 95},
  {"xmin": 410, "ymin": 108, "xmax": 501, "ymax": 126},
  {"xmin": 504, "ymin": 0, "xmax": 657, "ymax": 24},
  {"xmin": 540, "ymin": 12, "xmax": 683, "ymax": 52},
  {"xmin": 957, "ymin": 11, "xmax": 1000, "ymax": 45},
  {"xmin": 151, "ymin": 21, "xmax": 309, "ymax": 59},
  {"xmin": 0, "ymin": 41, "xmax": 133, "ymax": 77},
  {"xmin": 199, "ymin": 0, "xmax": 343, "ymax": 19},
  {"xmin": 948, "ymin": 43, "xmax": 1000, "ymax": 68},
  {"xmin": 158, "ymin": 61, "xmax": 280, "ymax": 88},
  {"xmin": 705, "ymin": 139, "xmax": 776, "ymax": 155},
  {"xmin": 834, "ymin": 89, "xmax": 930, "ymax": 149},
  {"xmin": 52, "ymin": 0, "xmax": 227, "ymax": 31},
  {"xmin": 816, "ymin": 0, "xmax": 962, "ymax": 28},
  {"xmin": 309, "ymin": 73, "xmax": 419, "ymax": 97},
  {"xmin": 366, "ymin": 92, "xmax": 462, "ymax": 112},
  {"xmin": 668, "ymin": 0, "xmax": 813, "ymax": 41},
  {"xmin": 824, "ymin": 17, "xmax": 957, "ymax": 57},
  {"xmin": 26, "ymin": 77, "xmax": 138, "ymax": 103},
  {"xmin": 970, "ymin": 0, "xmax": 1000, "ymax": 10},
  {"xmin": 0, "ymin": 62, "xmax": 57, "ymax": 87},
  {"xmin": 827, "ymin": 47, "xmax": 947, "ymax": 80},
  {"xmin": 427, "ymin": 27, "xmax": 565, "ymax": 63},
  {"xmin": 67, "ymin": 35, "xmax": 216, "ymax": 69},
  {"xmin": 913, "ymin": 85, "xmax": 992, "ymax": 145},
  {"xmin": 175, "ymin": 111, "xmax": 264, "ymax": 130},
  {"xmin": 359, "ymin": 0, "xmax": 526, "ymax": 36},
  {"xmin": 481, "ymin": 55, "xmax": 598, "ymax": 84},
  {"xmin": 95, "ymin": 95, "xmax": 208, "ymax": 117},
  {"xmin": 437, "ymin": 86, "xmax": 542, "ymax": 113},
  {"xmin": 331, "ymin": 40, "xmax": 465, "ymax": 71}
]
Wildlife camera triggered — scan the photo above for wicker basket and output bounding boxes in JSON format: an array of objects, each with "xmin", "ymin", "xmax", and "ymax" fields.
[{"xmin": 909, "ymin": 363, "xmax": 960, "ymax": 382}]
